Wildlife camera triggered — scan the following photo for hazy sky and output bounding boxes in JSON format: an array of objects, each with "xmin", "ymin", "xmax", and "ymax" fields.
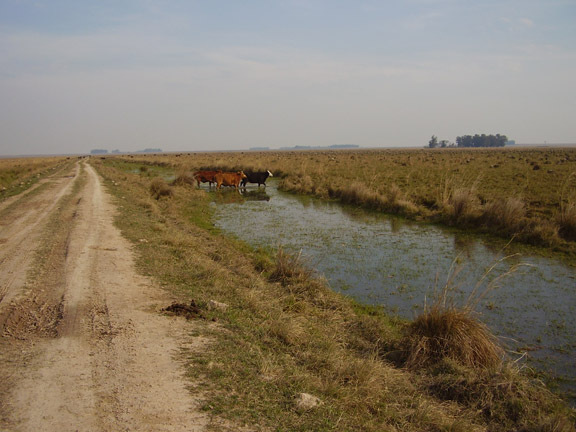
[{"xmin": 1, "ymin": 0, "xmax": 575, "ymax": 155}]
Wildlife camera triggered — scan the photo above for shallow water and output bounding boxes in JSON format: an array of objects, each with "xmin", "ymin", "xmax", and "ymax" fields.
[{"xmin": 212, "ymin": 182, "xmax": 576, "ymax": 402}]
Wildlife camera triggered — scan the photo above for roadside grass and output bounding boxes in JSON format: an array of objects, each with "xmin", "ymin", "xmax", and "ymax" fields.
[{"xmin": 92, "ymin": 157, "xmax": 575, "ymax": 432}]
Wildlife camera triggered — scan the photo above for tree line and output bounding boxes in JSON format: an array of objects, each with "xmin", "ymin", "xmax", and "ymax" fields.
[{"xmin": 428, "ymin": 134, "xmax": 508, "ymax": 148}]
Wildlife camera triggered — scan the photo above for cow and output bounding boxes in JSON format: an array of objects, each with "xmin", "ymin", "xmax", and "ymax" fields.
[
  {"xmin": 215, "ymin": 171, "xmax": 247, "ymax": 190},
  {"xmin": 193, "ymin": 170, "xmax": 220, "ymax": 187},
  {"xmin": 240, "ymin": 170, "xmax": 273, "ymax": 188}
]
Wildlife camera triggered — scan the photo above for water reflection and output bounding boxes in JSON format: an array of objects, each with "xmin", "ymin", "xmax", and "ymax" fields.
[
  {"xmin": 453, "ymin": 233, "xmax": 476, "ymax": 258},
  {"xmin": 389, "ymin": 216, "xmax": 405, "ymax": 234},
  {"xmin": 212, "ymin": 181, "xmax": 576, "ymax": 403},
  {"xmin": 242, "ymin": 189, "xmax": 270, "ymax": 201},
  {"xmin": 210, "ymin": 187, "xmax": 271, "ymax": 203}
]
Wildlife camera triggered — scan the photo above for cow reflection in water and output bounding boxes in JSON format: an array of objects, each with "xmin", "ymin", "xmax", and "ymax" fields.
[
  {"xmin": 214, "ymin": 188, "xmax": 270, "ymax": 203},
  {"xmin": 242, "ymin": 189, "xmax": 270, "ymax": 201}
]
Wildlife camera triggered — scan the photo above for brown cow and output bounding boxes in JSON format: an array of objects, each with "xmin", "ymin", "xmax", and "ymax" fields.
[
  {"xmin": 193, "ymin": 170, "xmax": 220, "ymax": 187},
  {"xmin": 215, "ymin": 171, "xmax": 247, "ymax": 190}
]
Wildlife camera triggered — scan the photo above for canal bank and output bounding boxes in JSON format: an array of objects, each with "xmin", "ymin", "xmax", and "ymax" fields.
[{"xmin": 213, "ymin": 181, "xmax": 576, "ymax": 403}]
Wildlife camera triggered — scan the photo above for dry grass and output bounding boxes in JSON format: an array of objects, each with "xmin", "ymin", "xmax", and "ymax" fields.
[
  {"xmin": 558, "ymin": 202, "xmax": 576, "ymax": 241},
  {"xmin": 89, "ymin": 155, "xmax": 576, "ymax": 432},
  {"xmin": 404, "ymin": 306, "xmax": 504, "ymax": 369},
  {"xmin": 171, "ymin": 171, "xmax": 196, "ymax": 187},
  {"xmin": 0, "ymin": 156, "xmax": 71, "ymax": 199},
  {"xmin": 268, "ymin": 247, "xmax": 315, "ymax": 286},
  {"xmin": 482, "ymin": 197, "xmax": 526, "ymax": 233},
  {"xmin": 446, "ymin": 187, "xmax": 480, "ymax": 224},
  {"xmin": 425, "ymin": 358, "xmax": 575, "ymax": 432},
  {"xmin": 149, "ymin": 177, "xmax": 173, "ymax": 199},
  {"xmin": 336, "ymin": 181, "xmax": 384, "ymax": 209}
]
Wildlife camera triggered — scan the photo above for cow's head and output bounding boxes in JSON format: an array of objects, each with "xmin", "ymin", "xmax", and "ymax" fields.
[
  {"xmin": 267, "ymin": 170, "xmax": 273, "ymax": 177},
  {"xmin": 238, "ymin": 171, "xmax": 247, "ymax": 178}
]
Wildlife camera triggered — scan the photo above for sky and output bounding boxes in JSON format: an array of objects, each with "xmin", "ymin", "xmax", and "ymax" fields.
[{"xmin": 1, "ymin": 0, "xmax": 575, "ymax": 156}]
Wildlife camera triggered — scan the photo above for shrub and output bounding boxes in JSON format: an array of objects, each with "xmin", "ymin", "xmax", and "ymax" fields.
[
  {"xmin": 446, "ymin": 187, "xmax": 479, "ymax": 223},
  {"xmin": 482, "ymin": 197, "xmax": 526, "ymax": 233},
  {"xmin": 338, "ymin": 182, "xmax": 383, "ymax": 209},
  {"xmin": 268, "ymin": 247, "xmax": 314, "ymax": 285},
  {"xmin": 404, "ymin": 305, "xmax": 504, "ymax": 370},
  {"xmin": 385, "ymin": 183, "xmax": 402, "ymax": 206},
  {"xmin": 171, "ymin": 172, "xmax": 196, "ymax": 187},
  {"xmin": 149, "ymin": 177, "xmax": 173, "ymax": 200},
  {"xmin": 558, "ymin": 202, "xmax": 576, "ymax": 241},
  {"xmin": 278, "ymin": 175, "xmax": 315, "ymax": 195}
]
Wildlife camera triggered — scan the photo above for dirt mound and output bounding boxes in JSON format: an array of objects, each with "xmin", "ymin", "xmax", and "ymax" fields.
[{"xmin": 162, "ymin": 300, "xmax": 204, "ymax": 320}]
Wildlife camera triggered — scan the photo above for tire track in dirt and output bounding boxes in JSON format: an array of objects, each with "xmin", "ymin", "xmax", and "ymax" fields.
[
  {"xmin": 0, "ymin": 164, "xmax": 78, "ymax": 308},
  {"xmin": 0, "ymin": 161, "xmax": 210, "ymax": 431}
]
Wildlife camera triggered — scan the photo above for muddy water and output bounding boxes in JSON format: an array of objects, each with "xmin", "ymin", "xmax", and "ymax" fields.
[{"xmin": 212, "ymin": 182, "xmax": 576, "ymax": 402}]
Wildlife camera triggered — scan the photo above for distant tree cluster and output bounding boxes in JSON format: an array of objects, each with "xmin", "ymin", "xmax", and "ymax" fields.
[
  {"xmin": 428, "ymin": 134, "xmax": 508, "ymax": 148},
  {"xmin": 90, "ymin": 148, "xmax": 163, "ymax": 155},
  {"xmin": 456, "ymin": 134, "xmax": 508, "ymax": 148},
  {"xmin": 137, "ymin": 148, "xmax": 163, "ymax": 153},
  {"xmin": 427, "ymin": 136, "xmax": 452, "ymax": 148}
]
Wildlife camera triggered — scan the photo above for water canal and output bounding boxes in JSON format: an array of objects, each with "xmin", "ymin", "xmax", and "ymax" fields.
[{"xmin": 212, "ymin": 181, "xmax": 576, "ymax": 402}]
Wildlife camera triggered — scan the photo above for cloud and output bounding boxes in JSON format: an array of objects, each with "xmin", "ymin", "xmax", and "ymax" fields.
[
  {"xmin": 1, "ymin": 1, "xmax": 576, "ymax": 154},
  {"xmin": 498, "ymin": 16, "xmax": 536, "ymax": 33}
]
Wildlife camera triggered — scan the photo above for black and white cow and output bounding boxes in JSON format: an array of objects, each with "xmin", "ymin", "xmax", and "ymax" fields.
[{"xmin": 240, "ymin": 170, "xmax": 273, "ymax": 188}]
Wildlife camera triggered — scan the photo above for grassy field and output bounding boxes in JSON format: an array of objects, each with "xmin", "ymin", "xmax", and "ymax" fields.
[
  {"xmin": 113, "ymin": 147, "xmax": 576, "ymax": 262},
  {"xmin": 87, "ymin": 153, "xmax": 574, "ymax": 431}
]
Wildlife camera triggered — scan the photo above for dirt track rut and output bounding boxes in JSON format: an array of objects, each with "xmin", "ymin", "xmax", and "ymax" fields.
[{"xmin": 0, "ymin": 160, "xmax": 209, "ymax": 431}]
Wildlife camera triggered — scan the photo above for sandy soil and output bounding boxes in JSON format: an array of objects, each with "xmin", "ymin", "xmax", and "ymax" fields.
[{"xmin": 0, "ymin": 160, "xmax": 211, "ymax": 431}]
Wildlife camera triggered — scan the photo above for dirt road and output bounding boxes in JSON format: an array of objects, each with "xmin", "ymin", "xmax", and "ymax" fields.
[{"xmin": 0, "ymin": 160, "xmax": 209, "ymax": 431}]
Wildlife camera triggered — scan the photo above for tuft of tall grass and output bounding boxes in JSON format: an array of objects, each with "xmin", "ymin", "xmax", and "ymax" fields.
[
  {"xmin": 338, "ymin": 181, "xmax": 383, "ymax": 209},
  {"xmin": 558, "ymin": 202, "xmax": 576, "ymax": 241},
  {"xmin": 149, "ymin": 177, "xmax": 173, "ymax": 199},
  {"xmin": 171, "ymin": 171, "xmax": 196, "ymax": 187},
  {"xmin": 404, "ymin": 305, "xmax": 504, "ymax": 370},
  {"xmin": 482, "ymin": 197, "xmax": 526, "ymax": 234},
  {"xmin": 446, "ymin": 187, "xmax": 480, "ymax": 223},
  {"xmin": 332, "ymin": 181, "xmax": 420, "ymax": 217},
  {"xmin": 268, "ymin": 247, "xmax": 314, "ymax": 286},
  {"xmin": 385, "ymin": 183, "xmax": 402, "ymax": 206}
]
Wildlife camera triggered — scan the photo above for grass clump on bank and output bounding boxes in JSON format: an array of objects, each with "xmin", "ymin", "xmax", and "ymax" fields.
[
  {"xmin": 91, "ymin": 157, "xmax": 575, "ymax": 432},
  {"xmin": 149, "ymin": 177, "xmax": 173, "ymax": 200},
  {"xmin": 404, "ymin": 305, "xmax": 504, "ymax": 370}
]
